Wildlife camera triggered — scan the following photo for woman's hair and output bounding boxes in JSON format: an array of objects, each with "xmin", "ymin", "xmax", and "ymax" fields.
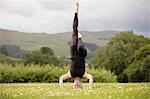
[{"xmin": 73, "ymin": 77, "xmax": 82, "ymax": 88}]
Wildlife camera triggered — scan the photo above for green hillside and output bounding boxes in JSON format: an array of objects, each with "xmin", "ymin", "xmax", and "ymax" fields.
[{"xmin": 0, "ymin": 29, "xmax": 117, "ymax": 56}]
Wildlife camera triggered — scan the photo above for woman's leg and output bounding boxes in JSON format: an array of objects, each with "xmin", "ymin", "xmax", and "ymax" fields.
[
  {"xmin": 59, "ymin": 71, "xmax": 72, "ymax": 88},
  {"xmin": 70, "ymin": 4, "xmax": 79, "ymax": 58},
  {"xmin": 83, "ymin": 72, "xmax": 93, "ymax": 88}
]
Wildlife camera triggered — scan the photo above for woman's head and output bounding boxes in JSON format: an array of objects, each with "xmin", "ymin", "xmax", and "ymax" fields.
[{"xmin": 73, "ymin": 77, "xmax": 82, "ymax": 88}]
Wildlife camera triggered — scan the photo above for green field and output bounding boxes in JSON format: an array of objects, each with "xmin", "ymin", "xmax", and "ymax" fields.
[{"xmin": 0, "ymin": 83, "xmax": 149, "ymax": 99}]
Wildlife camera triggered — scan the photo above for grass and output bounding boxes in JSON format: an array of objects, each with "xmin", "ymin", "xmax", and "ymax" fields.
[{"xmin": 0, "ymin": 83, "xmax": 149, "ymax": 99}]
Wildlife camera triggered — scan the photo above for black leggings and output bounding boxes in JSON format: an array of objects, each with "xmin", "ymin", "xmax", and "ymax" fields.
[
  {"xmin": 70, "ymin": 13, "xmax": 85, "ymax": 78},
  {"xmin": 70, "ymin": 13, "xmax": 84, "ymax": 58}
]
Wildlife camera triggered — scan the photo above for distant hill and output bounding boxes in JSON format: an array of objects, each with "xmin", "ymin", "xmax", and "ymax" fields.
[
  {"xmin": 0, "ymin": 44, "xmax": 25, "ymax": 58},
  {"xmin": 0, "ymin": 28, "xmax": 118, "ymax": 57}
]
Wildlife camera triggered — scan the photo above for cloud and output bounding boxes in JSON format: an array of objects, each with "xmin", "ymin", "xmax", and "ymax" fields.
[
  {"xmin": 0, "ymin": 0, "xmax": 37, "ymax": 17},
  {"xmin": 0, "ymin": 0, "xmax": 149, "ymax": 37},
  {"xmin": 38, "ymin": 0, "xmax": 75, "ymax": 12}
]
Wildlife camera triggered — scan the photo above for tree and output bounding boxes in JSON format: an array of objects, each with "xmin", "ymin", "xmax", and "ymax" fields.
[
  {"xmin": 24, "ymin": 47, "xmax": 59, "ymax": 65},
  {"xmin": 124, "ymin": 45, "xmax": 150, "ymax": 82},
  {"xmin": 40, "ymin": 47, "xmax": 54, "ymax": 56},
  {"xmin": 89, "ymin": 31, "xmax": 150, "ymax": 82},
  {"xmin": 89, "ymin": 46, "xmax": 106, "ymax": 68}
]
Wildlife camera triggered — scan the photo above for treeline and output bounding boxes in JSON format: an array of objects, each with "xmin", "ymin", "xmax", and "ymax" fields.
[
  {"xmin": 0, "ymin": 46, "xmax": 69, "ymax": 66},
  {"xmin": 89, "ymin": 31, "xmax": 150, "ymax": 82}
]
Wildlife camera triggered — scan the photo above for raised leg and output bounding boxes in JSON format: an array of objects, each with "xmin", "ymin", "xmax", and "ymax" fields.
[{"xmin": 70, "ymin": 3, "xmax": 79, "ymax": 58}]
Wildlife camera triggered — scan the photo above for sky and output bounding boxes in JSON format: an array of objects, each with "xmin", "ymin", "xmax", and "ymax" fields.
[{"xmin": 0, "ymin": 0, "xmax": 149, "ymax": 37}]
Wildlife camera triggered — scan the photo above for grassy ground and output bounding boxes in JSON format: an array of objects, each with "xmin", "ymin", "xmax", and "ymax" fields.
[{"xmin": 0, "ymin": 83, "xmax": 149, "ymax": 99}]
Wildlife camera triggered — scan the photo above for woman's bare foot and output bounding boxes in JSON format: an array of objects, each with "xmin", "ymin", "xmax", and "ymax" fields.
[{"xmin": 76, "ymin": 3, "xmax": 79, "ymax": 13}]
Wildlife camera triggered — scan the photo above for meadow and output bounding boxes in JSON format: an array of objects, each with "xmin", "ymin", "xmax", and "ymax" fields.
[{"xmin": 0, "ymin": 83, "xmax": 149, "ymax": 99}]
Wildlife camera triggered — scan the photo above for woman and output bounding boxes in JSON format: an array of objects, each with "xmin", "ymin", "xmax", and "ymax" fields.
[{"xmin": 59, "ymin": 3, "xmax": 93, "ymax": 89}]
